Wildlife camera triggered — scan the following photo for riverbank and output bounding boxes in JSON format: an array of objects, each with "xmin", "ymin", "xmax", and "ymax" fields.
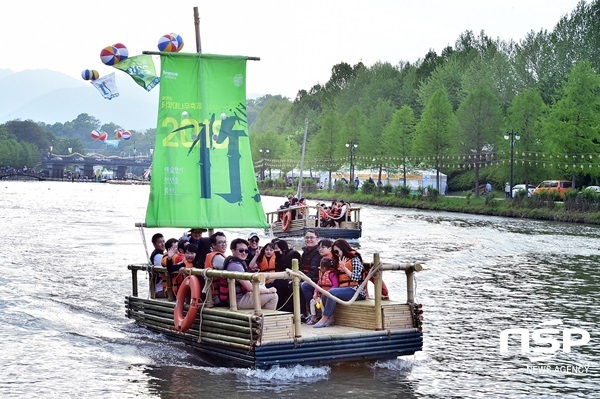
[{"xmin": 261, "ymin": 188, "xmax": 600, "ymax": 226}]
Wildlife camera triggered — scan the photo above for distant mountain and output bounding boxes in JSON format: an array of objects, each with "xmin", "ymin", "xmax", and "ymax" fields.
[{"xmin": 0, "ymin": 69, "xmax": 159, "ymax": 130}]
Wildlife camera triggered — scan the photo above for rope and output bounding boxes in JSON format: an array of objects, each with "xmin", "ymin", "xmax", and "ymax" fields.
[
  {"xmin": 138, "ymin": 224, "xmax": 150, "ymax": 263},
  {"xmin": 287, "ymin": 260, "xmax": 383, "ymax": 307}
]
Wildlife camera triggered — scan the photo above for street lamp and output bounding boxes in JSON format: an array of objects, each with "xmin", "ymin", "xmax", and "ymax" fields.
[
  {"xmin": 504, "ymin": 130, "xmax": 520, "ymax": 198},
  {"xmin": 259, "ymin": 148, "xmax": 270, "ymax": 180},
  {"xmin": 345, "ymin": 141, "xmax": 358, "ymax": 184}
]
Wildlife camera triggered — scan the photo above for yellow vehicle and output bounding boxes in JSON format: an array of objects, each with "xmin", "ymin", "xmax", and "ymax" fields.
[{"xmin": 533, "ymin": 180, "xmax": 572, "ymax": 197}]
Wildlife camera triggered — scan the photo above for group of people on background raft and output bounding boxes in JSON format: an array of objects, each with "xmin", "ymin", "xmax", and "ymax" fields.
[
  {"xmin": 277, "ymin": 195, "xmax": 352, "ymax": 229},
  {"xmin": 149, "ymin": 227, "xmax": 384, "ymax": 328}
]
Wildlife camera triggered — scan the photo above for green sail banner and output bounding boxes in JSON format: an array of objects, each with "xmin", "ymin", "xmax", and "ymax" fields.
[
  {"xmin": 145, "ymin": 53, "xmax": 268, "ymax": 228},
  {"xmin": 112, "ymin": 54, "xmax": 160, "ymax": 92}
]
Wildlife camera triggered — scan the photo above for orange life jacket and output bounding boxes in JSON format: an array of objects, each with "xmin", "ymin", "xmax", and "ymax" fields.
[
  {"xmin": 204, "ymin": 251, "xmax": 226, "ymax": 300},
  {"xmin": 317, "ymin": 269, "xmax": 337, "ymax": 292},
  {"xmin": 337, "ymin": 258, "xmax": 359, "ymax": 287},
  {"xmin": 171, "ymin": 258, "xmax": 196, "ymax": 295},
  {"xmin": 258, "ymin": 255, "xmax": 277, "ymax": 284}
]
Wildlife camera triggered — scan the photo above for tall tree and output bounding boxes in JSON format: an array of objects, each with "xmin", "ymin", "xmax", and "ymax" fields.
[
  {"xmin": 413, "ymin": 88, "xmax": 456, "ymax": 190},
  {"xmin": 308, "ymin": 109, "xmax": 341, "ymax": 189},
  {"xmin": 505, "ymin": 88, "xmax": 548, "ymax": 187},
  {"xmin": 543, "ymin": 60, "xmax": 600, "ymax": 186},
  {"xmin": 457, "ymin": 84, "xmax": 503, "ymax": 196},
  {"xmin": 383, "ymin": 105, "xmax": 416, "ymax": 186}
]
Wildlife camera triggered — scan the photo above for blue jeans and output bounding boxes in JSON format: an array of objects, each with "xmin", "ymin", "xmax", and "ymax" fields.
[
  {"xmin": 322, "ymin": 287, "xmax": 363, "ymax": 317},
  {"xmin": 301, "ymin": 281, "xmax": 314, "ymax": 314}
]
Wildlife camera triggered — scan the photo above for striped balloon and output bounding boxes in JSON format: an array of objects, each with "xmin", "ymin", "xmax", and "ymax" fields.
[
  {"xmin": 114, "ymin": 128, "xmax": 124, "ymax": 139},
  {"xmin": 100, "ymin": 46, "xmax": 120, "ymax": 66},
  {"xmin": 113, "ymin": 43, "xmax": 129, "ymax": 61},
  {"xmin": 99, "ymin": 132, "xmax": 108, "ymax": 141},
  {"xmin": 121, "ymin": 130, "xmax": 132, "ymax": 140},
  {"xmin": 90, "ymin": 130, "xmax": 100, "ymax": 140},
  {"xmin": 158, "ymin": 33, "xmax": 184, "ymax": 52},
  {"xmin": 81, "ymin": 69, "xmax": 99, "ymax": 81}
]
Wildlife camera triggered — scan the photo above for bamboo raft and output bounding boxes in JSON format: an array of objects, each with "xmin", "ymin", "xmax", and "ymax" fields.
[
  {"xmin": 265, "ymin": 205, "xmax": 362, "ymax": 239},
  {"xmin": 125, "ymin": 255, "xmax": 423, "ymax": 368}
]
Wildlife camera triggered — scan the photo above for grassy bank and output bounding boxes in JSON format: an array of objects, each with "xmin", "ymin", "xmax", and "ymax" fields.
[{"xmin": 260, "ymin": 188, "xmax": 600, "ymax": 226}]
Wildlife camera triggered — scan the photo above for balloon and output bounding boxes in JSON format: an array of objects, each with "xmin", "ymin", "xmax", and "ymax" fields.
[
  {"xmin": 81, "ymin": 69, "xmax": 99, "ymax": 80},
  {"xmin": 121, "ymin": 130, "xmax": 132, "ymax": 140},
  {"xmin": 158, "ymin": 33, "xmax": 184, "ymax": 52},
  {"xmin": 91, "ymin": 130, "xmax": 100, "ymax": 140},
  {"xmin": 113, "ymin": 43, "xmax": 128, "ymax": 61},
  {"xmin": 100, "ymin": 46, "xmax": 120, "ymax": 66},
  {"xmin": 99, "ymin": 132, "xmax": 108, "ymax": 141},
  {"xmin": 114, "ymin": 128, "xmax": 124, "ymax": 139}
]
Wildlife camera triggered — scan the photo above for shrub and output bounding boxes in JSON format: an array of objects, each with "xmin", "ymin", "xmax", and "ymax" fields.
[
  {"xmin": 382, "ymin": 184, "xmax": 394, "ymax": 195},
  {"xmin": 395, "ymin": 185, "xmax": 411, "ymax": 198},
  {"xmin": 361, "ymin": 179, "xmax": 377, "ymax": 195}
]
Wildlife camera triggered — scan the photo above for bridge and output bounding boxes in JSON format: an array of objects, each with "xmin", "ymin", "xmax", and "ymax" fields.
[
  {"xmin": 0, "ymin": 171, "xmax": 47, "ymax": 181},
  {"xmin": 40, "ymin": 154, "xmax": 152, "ymax": 179}
]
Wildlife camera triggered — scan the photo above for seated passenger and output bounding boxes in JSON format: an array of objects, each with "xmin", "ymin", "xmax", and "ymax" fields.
[
  {"xmin": 205, "ymin": 232, "xmax": 227, "ymax": 305},
  {"xmin": 165, "ymin": 243, "xmax": 199, "ymax": 295},
  {"xmin": 313, "ymin": 238, "xmax": 366, "ymax": 328},
  {"xmin": 149, "ymin": 233, "xmax": 167, "ymax": 298},
  {"xmin": 219, "ymin": 238, "xmax": 278, "ymax": 310},
  {"xmin": 306, "ymin": 257, "xmax": 339, "ymax": 325}
]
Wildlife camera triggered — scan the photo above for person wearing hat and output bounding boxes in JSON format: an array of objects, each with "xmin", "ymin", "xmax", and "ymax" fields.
[
  {"xmin": 247, "ymin": 232, "xmax": 261, "ymax": 261},
  {"xmin": 187, "ymin": 228, "xmax": 211, "ymax": 267}
]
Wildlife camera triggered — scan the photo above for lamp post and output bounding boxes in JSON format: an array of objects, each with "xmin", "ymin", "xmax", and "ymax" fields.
[
  {"xmin": 259, "ymin": 148, "xmax": 270, "ymax": 180},
  {"xmin": 504, "ymin": 130, "xmax": 520, "ymax": 198},
  {"xmin": 345, "ymin": 141, "xmax": 358, "ymax": 184}
]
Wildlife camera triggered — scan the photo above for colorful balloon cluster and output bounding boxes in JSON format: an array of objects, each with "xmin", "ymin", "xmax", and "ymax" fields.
[
  {"xmin": 91, "ymin": 130, "xmax": 108, "ymax": 141},
  {"xmin": 100, "ymin": 43, "xmax": 129, "ymax": 66},
  {"xmin": 157, "ymin": 33, "xmax": 184, "ymax": 52},
  {"xmin": 81, "ymin": 69, "xmax": 99, "ymax": 81},
  {"xmin": 114, "ymin": 128, "xmax": 132, "ymax": 140}
]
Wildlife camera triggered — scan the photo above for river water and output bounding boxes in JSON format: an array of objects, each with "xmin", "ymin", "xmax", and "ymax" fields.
[{"xmin": 1, "ymin": 181, "xmax": 598, "ymax": 398}]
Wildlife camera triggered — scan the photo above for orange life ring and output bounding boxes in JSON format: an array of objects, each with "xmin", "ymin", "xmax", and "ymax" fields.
[
  {"xmin": 173, "ymin": 275, "xmax": 201, "ymax": 333},
  {"xmin": 282, "ymin": 210, "xmax": 292, "ymax": 231}
]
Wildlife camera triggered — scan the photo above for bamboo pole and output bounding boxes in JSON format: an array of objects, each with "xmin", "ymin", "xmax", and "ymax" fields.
[
  {"xmin": 373, "ymin": 253, "xmax": 383, "ymax": 330},
  {"xmin": 252, "ymin": 281, "xmax": 262, "ymax": 316},
  {"xmin": 228, "ymin": 279, "xmax": 237, "ymax": 311},
  {"xmin": 131, "ymin": 269, "xmax": 138, "ymax": 297},
  {"xmin": 292, "ymin": 258, "xmax": 301, "ymax": 337},
  {"xmin": 193, "ymin": 6, "xmax": 201, "ymax": 53}
]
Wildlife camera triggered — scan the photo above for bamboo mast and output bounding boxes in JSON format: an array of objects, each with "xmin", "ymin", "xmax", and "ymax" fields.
[{"xmin": 194, "ymin": 6, "xmax": 201, "ymax": 53}]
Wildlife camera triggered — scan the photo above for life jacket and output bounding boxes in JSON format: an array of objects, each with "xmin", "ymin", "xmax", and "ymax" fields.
[
  {"xmin": 219, "ymin": 256, "xmax": 249, "ymax": 304},
  {"xmin": 169, "ymin": 258, "xmax": 196, "ymax": 295},
  {"xmin": 338, "ymin": 258, "xmax": 359, "ymax": 288},
  {"xmin": 205, "ymin": 251, "xmax": 226, "ymax": 301},
  {"xmin": 160, "ymin": 252, "xmax": 185, "ymax": 292},
  {"xmin": 319, "ymin": 208, "xmax": 329, "ymax": 220},
  {"xmin": 258, "ymin": 255, "xmax": 276, "ymax": 284},
  {"xmin": 317, "ymin": 269, "xmax": 336, "ymax": 292}
]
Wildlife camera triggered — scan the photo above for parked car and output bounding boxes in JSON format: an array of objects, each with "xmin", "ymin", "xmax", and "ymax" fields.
[
  {"xmin": 584, "ymin": 186, "xmax": 600, "ymax": 193},
  {"xmin": 74, "ymin": 157, "xmax": 84, "ymax": 162},
  {"xmin": 50, "ymin": 156, "xmax": 63, "ymax": 161},
  {"xmin": 511, "ymin": 184, "xmax": 536, "ymax": 198},
  {"xmin": 533, "ymin": 180, "xmax": 572, "ymax": 197}
]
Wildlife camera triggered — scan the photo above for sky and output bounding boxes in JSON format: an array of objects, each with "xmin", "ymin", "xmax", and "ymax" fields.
[{"xmin": 0, "ymin": 0, "xmax": 584, "ymax": 99}]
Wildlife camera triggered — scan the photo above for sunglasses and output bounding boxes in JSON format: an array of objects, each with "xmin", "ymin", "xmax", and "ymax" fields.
[
  {"xmin": 237, "ymin": 248, "xmax": 249, "ymax": 253},
  {"xmin": 305, "ymin": 236, "xmax": 317, "ymax": 240},
  {"xmin": 249, "ymin": 238, "xmax": 259, "ymax": 243}
]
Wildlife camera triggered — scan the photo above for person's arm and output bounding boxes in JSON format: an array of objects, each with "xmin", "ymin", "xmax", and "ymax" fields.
[
  {"xmin": 329, "ymin": 271, "xmax": 339, "ymax": 288},
  {"xmin": 248, "ymin": 248, "xmax": 261, "ymax": 272},
  {"xmin": 349, "ymin": 257, "xmax": 364, "ymax": 282}
]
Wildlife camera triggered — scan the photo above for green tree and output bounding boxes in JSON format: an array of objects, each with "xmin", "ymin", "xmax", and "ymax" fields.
[
  {"xmin": 505, "ymin": 88, "xmax": 548, "ymax": 187},
  {"xmin": 383, "ymin": 105, "xmax": 416, "ymax": 186},
  {"xmin": 457, "ymin": 84, "xmax": 503, "ymax": 196},
  {"xmin": 413, "ymin": 88, "xmax": 456, "ymax": 190},
  {"xmin": 543, "ymin": 60, "xmax": 600, "ymax": 186},
  {"xmin": 309, "ymin": 109, "xmax": 341, "ymax": 188}
]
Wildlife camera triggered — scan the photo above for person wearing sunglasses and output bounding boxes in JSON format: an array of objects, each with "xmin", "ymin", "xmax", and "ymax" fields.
[
  {"xmin": 219, "ymin": 238, "xmax": 278, "ymax": 310},
  {"xmin": 247, "ymin": 232, "xmax": 261, "ymax": 261},
  {"xmin": 313, "ymin": 238, "xmax": 366, "ymax": 328}
]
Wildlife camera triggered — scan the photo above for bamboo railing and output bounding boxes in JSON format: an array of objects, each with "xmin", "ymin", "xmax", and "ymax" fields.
[{"xmin": 127, "ymin": 255, "xmax": 422, "ymax": 332}]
